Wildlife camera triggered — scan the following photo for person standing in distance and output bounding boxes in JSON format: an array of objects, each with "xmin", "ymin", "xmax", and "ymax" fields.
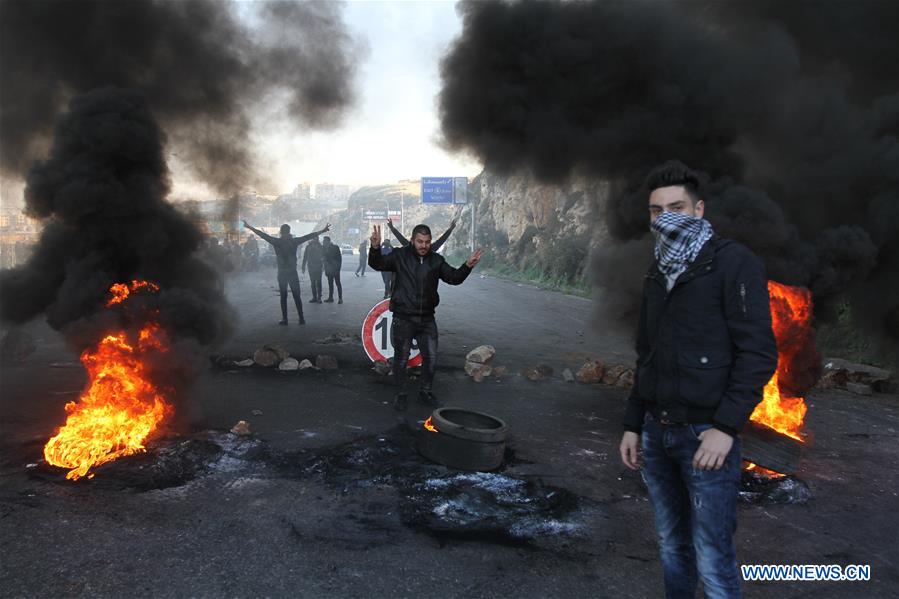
[
  {"xmin": 302, "ymin": 236, "xmax": 324, "ymax": 303},
  {"xmin": 379, "ymin": 239, "xmax": 395, "ymax": 299},
  {"xmin": 243, "ymin": 221, "xmax": 330, "ymax": 325},
  {"xmin": 322, "ymin": 236, "xmax": 343, "ymax": 304},
  {"xmin": 355, "ymin": 239, "xmax": 368, "ymax": 277},
  {"xmin": 368, "ymin": 223, "xmax": 482, "ymax": 411},
  {"xmin": 619, "ymin": 161, "xmax": 777, "ymax": 599}
]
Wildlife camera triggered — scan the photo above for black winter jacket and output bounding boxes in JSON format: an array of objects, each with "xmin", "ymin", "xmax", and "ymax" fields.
[
  {"xmin": 368, "ymin": 245, "xmax": 471, "ymax": 317},
  {"xmin": 623, "ymin": 236, "xmax": 778, "ymax": 436},
  {"xmin": 323, "ymin": 243, "xmax": 342, "ymax": 273}
]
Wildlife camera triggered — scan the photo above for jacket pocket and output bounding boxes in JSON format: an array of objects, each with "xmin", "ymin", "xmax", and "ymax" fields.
[{"xmin": 677, "ymin": 349, "xmax": 732, "ymax": 408}]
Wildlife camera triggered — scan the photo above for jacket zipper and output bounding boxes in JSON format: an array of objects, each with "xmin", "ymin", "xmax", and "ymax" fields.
[{"xmin": 739, "ymin": 282, "xmax": 747, "ymax": 317}]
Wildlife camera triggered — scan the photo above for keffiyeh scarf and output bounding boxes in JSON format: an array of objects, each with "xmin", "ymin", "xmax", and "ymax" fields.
[{"xmin": 651, "ymin": 211, "xmax": 714, "ymax": 276}]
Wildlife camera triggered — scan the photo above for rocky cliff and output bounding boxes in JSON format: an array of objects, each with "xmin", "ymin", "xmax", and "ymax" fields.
[{"xmin": 453, "ymin": 170, "xmax": 612, "ymax": 286}]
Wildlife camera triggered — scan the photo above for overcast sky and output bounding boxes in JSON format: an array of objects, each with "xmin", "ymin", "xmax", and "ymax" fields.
[{"xmin": 223, "ymin": 0, "xmax": 482, "ymax": 196}]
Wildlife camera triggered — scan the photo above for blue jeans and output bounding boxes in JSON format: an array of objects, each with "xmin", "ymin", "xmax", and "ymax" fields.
[{"xmin": 641, "ymin": 414, "xmax": 742, "ymax": 599}]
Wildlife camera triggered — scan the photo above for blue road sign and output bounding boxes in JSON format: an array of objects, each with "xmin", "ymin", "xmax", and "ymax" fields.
[{"xmin": 421, "ymin": 177, "xmax": 454, "ymax": 204}]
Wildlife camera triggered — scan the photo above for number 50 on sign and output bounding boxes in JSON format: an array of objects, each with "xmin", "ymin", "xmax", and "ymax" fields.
[{"xmin": 361, "ymin": 299, "xmax": 422, "ymax": 367}]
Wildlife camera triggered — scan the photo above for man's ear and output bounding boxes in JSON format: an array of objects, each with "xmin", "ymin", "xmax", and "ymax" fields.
[{"xmin": 695, "ymin": 199, "xmax": 705, "ymax": 219}]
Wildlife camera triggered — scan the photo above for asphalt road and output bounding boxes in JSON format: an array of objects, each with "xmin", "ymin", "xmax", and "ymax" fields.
[{"xmin": 1, "ymin": 264, "xmax": 897, "ymax": 598}]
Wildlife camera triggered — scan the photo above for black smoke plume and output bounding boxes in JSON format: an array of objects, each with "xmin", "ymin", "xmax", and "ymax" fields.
[
  {"xmin": 0, "ymin": 0, "xmax": 362, "ymax": 195},
  {"xmin": 439, "ymin": 0, "xmax": 899, "ymax": 354},
  {"xmin": 0, "ymin": 88, "xmax": 235, "ymax": 397}
]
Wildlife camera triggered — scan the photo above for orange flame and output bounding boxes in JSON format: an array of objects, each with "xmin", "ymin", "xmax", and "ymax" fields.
[
  {"xmin": 107, "ymin": 280, "xmax": 160, "ymax": 306},
  {"xmin": 744, "ymin": 462, "xmax": 785, "ymax": 477},
  {"xmin": 44, "ymin": 282, "xmax": 171, "ymax": 480},
  {"xmin": 749, "ymin": 281, "xmax": 812, "ymax": 442},
  {"xmin": 423, "ymin": 416, "xmax": 438, "ymax": 433}
]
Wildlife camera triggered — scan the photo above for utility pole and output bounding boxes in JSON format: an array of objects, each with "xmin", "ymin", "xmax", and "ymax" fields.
[{"xmin": 470, "ymin": 181, "xmax": 477, "ymax": 252}]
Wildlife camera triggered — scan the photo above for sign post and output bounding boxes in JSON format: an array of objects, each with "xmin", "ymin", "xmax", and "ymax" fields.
[{"xmin": 361, "ymin": 299, "xmax": 422, "ymax": 367}]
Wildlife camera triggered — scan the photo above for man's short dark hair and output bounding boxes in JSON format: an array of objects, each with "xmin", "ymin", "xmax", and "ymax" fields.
[
  {"xmin": 411, "ymin": 224, "xmax": 432, "ymax": 239},
  {"xmin": 280, "ymin": 224, "xmax": 291, "ymax": 235},
  {"xmin": 645, "ymin": 160, "xmax": 703, "ymax": 205}
]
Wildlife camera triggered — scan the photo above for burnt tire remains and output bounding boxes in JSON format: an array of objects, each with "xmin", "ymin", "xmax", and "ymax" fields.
[{"xmin": 418, "ymin": 408, "xmax": 508, "ymax": 471}]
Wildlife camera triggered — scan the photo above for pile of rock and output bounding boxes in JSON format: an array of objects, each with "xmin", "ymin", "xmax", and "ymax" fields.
[
  {"xmin": 241, "ymin": 343, "xmax": 336, "ymax": 372},
  {"xmin": 817, "ymin": 358, "xmax": 894, "ymax": 395},
  {"xmin": 559, "ymin": 359, "xmax": 634, "ymax": 388},
  {"xmin": 464, "ymin": 345, "xmax": 507, "ymax": 382}
]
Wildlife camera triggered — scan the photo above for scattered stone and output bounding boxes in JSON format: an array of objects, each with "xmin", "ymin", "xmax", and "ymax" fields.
[
  {"xmin": 472, "ymin": 370, "xmax": 486, "ymax": 383},
  {"xmin": 576, "ymin": 359, "xmax": 605, "ymax": 384},
  {"xmin": 253, "ymin": 349, "xmax": 278, "ymax": 367},
  {"xmin": 251, "ymin": 410, "xmax": 264, "ymax": 416},
  {"xmin": 562, "ymin": 368, "xmax": 575, "ymax": 383},
  {"xmin": 278, "ymin": 357, "xmax": 300, "ymax": 371},
  {"xmin": 522, "ymin": 364, "xmax": 554, "ymax": 381},
  {"xmin": 615, "ymin": 369, "xmax": 635, "ymax": 389},
  {"xmin": 298, "ymin": 359, "xmax": 316, "ymax": 370},
  {"xmin": 845, "ymin": 382, "xmax": 873, "ymax": 396},
  {"xmin": 230, "ymin": 420, "xmax": 251, "ymax": 436},
  {"xmin": 253, "ymin": 343, "xmax": 290, "ymax": 367},
  {"xmin": 821, "ymin": 357, "xmax": 893, "ymax": 392},
  {"xmin": 316, "ymin": 354, "xmax": 338, "ymax": 370},
  {"xmin": 816, "ymin": 369, "xmax": 846, "ymax": 389},
  {"xmin": 465, "ymin": 361, "xmax": 493, "ymax": 377},
  {"xmin": 236, "ymin": 358, "xmax": 254, "ymax": 367},
  {"xmin": 466, "ymin": 345, "xmax": 496, "ymax": 364},
  {"xmin": 492, "ymin": 366, "xmax": 507, "ymax": 378},
  {"xmin": 601, "ymin": 364, "xmax": 628, "ymax": 385}
]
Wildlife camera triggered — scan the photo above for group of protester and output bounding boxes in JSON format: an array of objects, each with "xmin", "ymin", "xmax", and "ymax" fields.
[
  {"xmin": 242, "ymin": 221, "xmax": 346, "ymax": 325},
  {"xmin": 242, "ymin": 214, "xmax": 463, "ymax": 322},
  {"xmin": 202, "ymin": 236, "xmax": 259, "ymax": 273}
]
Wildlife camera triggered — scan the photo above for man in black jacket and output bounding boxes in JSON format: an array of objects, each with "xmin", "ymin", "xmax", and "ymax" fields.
[
  {"xmin": 244, "ymin": 221, "xmax": 330, "ymax": 325},
  {"xmin": 322, "ymin": 236, "xmax": 343, "ymax": 304},
  {"xmin": 368, "ymin": 223, "xmax": 482, "ymax": 411},
  {"xmin": 301, "ymin": 236, "xmax": 324, "ymax": 303},
  {"xmin": 619, "ymin": 161, "xmax": 777, "ymax": 598}
]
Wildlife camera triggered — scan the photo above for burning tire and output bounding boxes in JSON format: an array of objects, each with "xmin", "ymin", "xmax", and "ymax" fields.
[{"xmin": 418, "ymin": 408, "xmax": 508, "ymax": 471}]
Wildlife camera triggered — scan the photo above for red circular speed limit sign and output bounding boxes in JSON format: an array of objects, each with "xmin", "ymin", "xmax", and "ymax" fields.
[{"xmin": 361, "ymin": 299, "xmax": 422, "ymax": 367}]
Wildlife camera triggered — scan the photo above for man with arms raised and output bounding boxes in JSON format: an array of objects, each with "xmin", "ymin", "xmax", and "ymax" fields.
[
  {"xmin": 620, "ymin": 161, "xmax": 777, "ymax": 599},
  {"xmin": 243, "ymin": 221, "xmax": 330, "ymax": 325},
  {"xmin": 368, "ymin": 223, "xmax": 482, "ymax": 411}
]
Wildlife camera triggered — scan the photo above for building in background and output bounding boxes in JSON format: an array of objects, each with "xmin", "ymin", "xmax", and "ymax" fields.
[
  {"xmin": 314, "ymin": 183, "xmax": 350, "ymax": 207},
  {"xmin": 0, "ymin": 209, "xmax": 39, "ymax": 268}
]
